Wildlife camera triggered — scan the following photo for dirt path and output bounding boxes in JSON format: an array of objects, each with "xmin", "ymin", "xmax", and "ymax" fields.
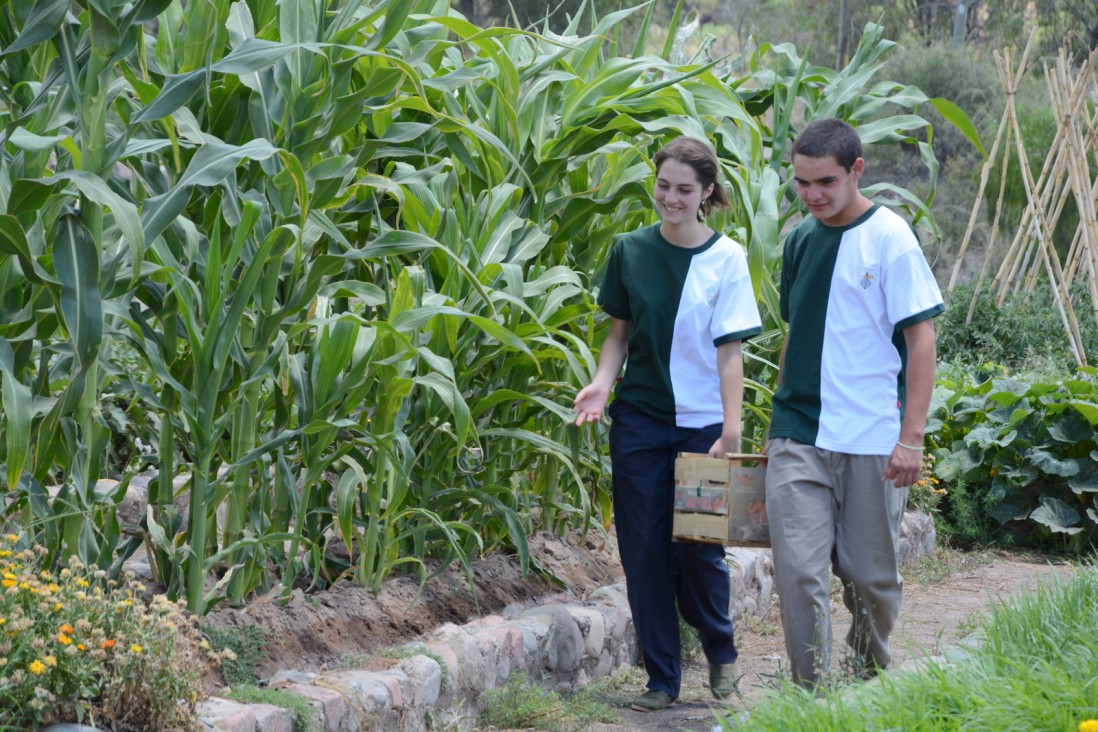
[{"xmin": 584, "ymin": 551, "xmax": 1074, "ymax": 731}]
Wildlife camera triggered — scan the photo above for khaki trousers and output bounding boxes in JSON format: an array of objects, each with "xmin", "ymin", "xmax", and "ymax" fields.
[{"xmin": 765, "ymin": 438, "xmax": 908, "ymax": 687}]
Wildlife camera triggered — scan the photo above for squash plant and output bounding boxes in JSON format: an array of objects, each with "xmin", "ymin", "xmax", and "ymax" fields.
[{"xmin": 928, "ymin": 367, "xmax": 1098, "ymax": 551}]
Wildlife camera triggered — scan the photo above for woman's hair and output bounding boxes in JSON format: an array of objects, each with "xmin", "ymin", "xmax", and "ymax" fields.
[
  {"xmin": 653, "ymin": 136, "xmax": 731, "ymax": 220},
  {"xmin": 791, "ymin": 118, "xmax": 863, "ymax": 171}
]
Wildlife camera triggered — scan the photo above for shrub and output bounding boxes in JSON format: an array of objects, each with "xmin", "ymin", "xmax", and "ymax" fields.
[
  {"xmin": 202, "ymin": 623, "xmax": 268, "ymax": 687},
  {"xmin": 937, "ymin": 282, "xmax": 1098, "ymax": 374},
  {"xmin": 906, "ymin": 451, "xmax": 947, "ymax": 519},
  {"xmin": 0, "ymin": 534, "xmax": 226, "ymax": 730}
]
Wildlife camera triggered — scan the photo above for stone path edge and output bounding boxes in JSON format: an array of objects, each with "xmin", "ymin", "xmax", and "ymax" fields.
[
  {"xmin": 33, "ymin": 514, "xmax": 930, "ymax": 731},
  {"xmin": 191, "ymin": 545, "xmax": 788, "ymax": 732}
]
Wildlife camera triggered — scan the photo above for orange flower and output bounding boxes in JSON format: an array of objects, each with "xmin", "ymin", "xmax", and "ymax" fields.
[
  {"xmin": 100, "ymin": 639, "xmax": 115, "ymax": 650},
  {"xmin": 60, "ymin": 623, "xmax": 75, "ymax": 635}
]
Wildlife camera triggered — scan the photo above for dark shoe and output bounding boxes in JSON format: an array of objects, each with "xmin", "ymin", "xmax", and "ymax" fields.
[
  {"xmin": 709, "ymin": 662, "xmax": 739, "ymax": 699},
  {"xmin": 630, "ymin": 689, "xmax": 677, "ymax": 712}
]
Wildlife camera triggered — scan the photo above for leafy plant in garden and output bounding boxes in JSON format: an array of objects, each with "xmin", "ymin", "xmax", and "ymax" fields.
[
  {"xmin": 0, "ymin": 0, "xmax": 947, "ymax": 614},
  {"xmin": 927, "ymin": 367, "xmax": 1098, "ymax": 551},
  {"xmin": 0, "ymin": 533, "xmax": 224, "ymax": 729}
]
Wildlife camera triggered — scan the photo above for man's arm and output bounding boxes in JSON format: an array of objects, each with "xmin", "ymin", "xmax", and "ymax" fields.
[
  {"xmin": 883, "ymin": 318, "xmax": 937, "ymax": 487},
  {"xmin": 708, "ymin": 340, "xmax": 744, "ymax": 458}
]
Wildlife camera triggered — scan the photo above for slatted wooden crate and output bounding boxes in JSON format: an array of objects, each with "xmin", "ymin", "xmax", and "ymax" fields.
[{"xmin": 672, "ymin": 452, "xmax": 769, "ymax": 547}]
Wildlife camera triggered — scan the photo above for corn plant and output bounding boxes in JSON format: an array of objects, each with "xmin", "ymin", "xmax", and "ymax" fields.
[{"xmin": 0, "ymin": 0, "xmax": 947, "ymax": 613}]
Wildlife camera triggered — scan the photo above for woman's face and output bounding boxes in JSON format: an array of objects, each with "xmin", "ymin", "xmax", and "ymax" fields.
[{"xmin": 654, "ymin": 158, "xmax": 714, "ymax": 226}]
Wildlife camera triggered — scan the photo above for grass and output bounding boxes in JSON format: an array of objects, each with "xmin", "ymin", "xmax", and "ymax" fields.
[
  {"xmin": 478, "ymin": 672, "xmax": 620, "ymax": 731},
  {"xmin": 715, "ymin": 560, "xmax": 1098, "ymax": 731},
  {"xmin": 225, "ymin": 685, "xmax": 317, "ymax": 732},
  {"xmin": 202, "ymin": 623, "xmax": 269, "ymax": 687},
  {"xmin": 902, "ymin": 544, "xmax": 993, "ymax": 586}
]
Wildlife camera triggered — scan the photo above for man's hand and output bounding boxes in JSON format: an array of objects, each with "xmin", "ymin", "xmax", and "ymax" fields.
[
  {"xmin": 883, "ymin": 443, "xmax": 922, "ymax": 487},
  {"xmin": 574, "ymin": 382, "xmax": 611, "ymax": 426}
]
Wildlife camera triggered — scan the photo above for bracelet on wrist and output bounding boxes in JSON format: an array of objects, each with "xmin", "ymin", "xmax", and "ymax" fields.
[{"xmin": 896, "ymin": 441, "xmax": 924, "ymax": 451}]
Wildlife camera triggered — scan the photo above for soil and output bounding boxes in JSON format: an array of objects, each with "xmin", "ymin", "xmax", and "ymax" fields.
[{"xmin": 203, "ymin": 532, "xmax": 1074, "ymax": 732}]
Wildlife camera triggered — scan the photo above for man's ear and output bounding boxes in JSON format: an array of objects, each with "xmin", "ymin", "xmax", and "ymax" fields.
[{"xmin": 851, "ymin": 157, "xmax": 865, "ymax": 178}]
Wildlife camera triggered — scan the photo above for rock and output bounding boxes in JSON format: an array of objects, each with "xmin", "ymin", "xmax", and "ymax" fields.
[{"xmin": 898, "ymin": 510, "xmax": 937, "ymax": 566}]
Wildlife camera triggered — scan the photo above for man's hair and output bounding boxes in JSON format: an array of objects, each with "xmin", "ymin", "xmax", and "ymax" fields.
[
  {"xmin": 791, "ymin": 118, "xmax": 863, "ymax": 172},
  {"xmin": 653, "ymin": 136, "xmax": 731, "ymax": 219}
]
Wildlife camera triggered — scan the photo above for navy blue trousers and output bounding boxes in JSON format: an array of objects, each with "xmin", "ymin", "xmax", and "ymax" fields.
[{"xmin": 608, "ymin": 401, "xmax": 738, "ymax": 698}]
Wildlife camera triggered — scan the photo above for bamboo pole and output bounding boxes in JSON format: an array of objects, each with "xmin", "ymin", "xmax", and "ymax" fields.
[
  {"xmin": 1002, "ymin": 50, "xmax": 1086, "ymax": 364},
  {"xmin": 947, "ymin": 86, "xmax": 1013, "ymax": 296},
  {"xmin": 965, "ymin": 137, "xmax": 1013, "ymax": 325},
  {"xmin": 1061, "ymin": 57, "xmax": 1098, "ymax": 340}
]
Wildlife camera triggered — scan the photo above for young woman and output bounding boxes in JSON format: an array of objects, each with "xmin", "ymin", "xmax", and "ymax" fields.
[{"xmin": 574, "ymin": 136, "xmax": 762, "ymax": 711}]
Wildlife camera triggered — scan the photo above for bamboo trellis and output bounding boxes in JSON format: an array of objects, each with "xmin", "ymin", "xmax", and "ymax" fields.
[{"xmin": 947, "ymin": 32, "xmax": 1098, "ymax": 367}]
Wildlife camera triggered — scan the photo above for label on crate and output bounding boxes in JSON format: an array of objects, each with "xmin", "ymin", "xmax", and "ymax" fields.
[{"xmin": 672, "ymin": 453, "xmax": 770, "ymax": 547}]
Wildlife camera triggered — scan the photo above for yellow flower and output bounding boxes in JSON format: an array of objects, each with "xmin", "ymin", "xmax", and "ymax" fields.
[
  {"xmin": 76, "ymin": 578, "xmax": 89, "ymax": 588},
  {"xmin": 53, "ymin": 602, "xmax": 62, "ymax": 612},
  {"xmin": 43, "ymin": 655, "xmax": 56, "ymax": 667},
  {"xmin": 1, "ymin": 580, "xmax": 15, "ymax": 589},
  {"xmin": 4, "ymin": 534, "xmax": 17, "ymax": 543},
  {"xmin": 28, "ymin": 660, "xmax": 46, "ymax": 675},
  {"xmin": 58, "ymin": 633, "xmax": 72, "ymax": 645},
  {"xmin": 130, "ymin": 644, "xmax": 142, "ymax": 654},
  {"xmin": 1079, "ymin": 721, "xmax": 1098, "ymax": 732},
  {"xmin": 76, "ymin": 643, "xmax": 86, "ymax": 652}
]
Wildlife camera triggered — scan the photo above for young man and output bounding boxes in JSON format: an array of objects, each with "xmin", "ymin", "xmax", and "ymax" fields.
[{"xmin": 765, "ymin": 118, "xmax": 944, "ymax": 687}]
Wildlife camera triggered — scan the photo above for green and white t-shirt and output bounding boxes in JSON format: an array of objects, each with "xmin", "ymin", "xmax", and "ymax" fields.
[
  {"xmin": 599, "ymin": 224, "xmax": 762, "ymax": 428},
  {"xmin": 771, "ymin": 204, "xmax": 944, "ymax": 455}
]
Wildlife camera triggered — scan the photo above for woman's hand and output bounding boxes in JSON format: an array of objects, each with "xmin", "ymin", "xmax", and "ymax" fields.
[
  {"xmin": 574, "ymin": 382, "xmax": 611, "ymax": 426},
  {"xmin": 707, "ymin": 431, "xmax": 741, "ymax": 458}
]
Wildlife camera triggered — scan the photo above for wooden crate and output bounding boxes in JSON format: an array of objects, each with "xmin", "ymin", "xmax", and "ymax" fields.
[{"xmin": 672, "ymin": 452, "xmax": 769, "ymax": 547}]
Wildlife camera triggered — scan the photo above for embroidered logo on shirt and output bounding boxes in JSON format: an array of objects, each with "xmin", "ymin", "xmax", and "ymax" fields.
[{"xmin": 860, "ymin": 268, "xmax": 875, "ymax": 290}]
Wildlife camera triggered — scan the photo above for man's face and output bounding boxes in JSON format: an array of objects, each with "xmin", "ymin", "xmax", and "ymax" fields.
[{"xmin": 792, "ymin": 153, "xmax": 864, "ymax": 227}]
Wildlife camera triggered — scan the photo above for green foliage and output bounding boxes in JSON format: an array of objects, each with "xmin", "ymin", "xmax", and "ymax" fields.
[
  {"xmin": 226, "ymin": 685, "xmax": 317, "ymax": 732},
  {"xmin": 937, "ymin": 283, "xmax": 1098, "ymax": 374},
  {"xmin": 478, "ymin": 671, "xmax": 618, "ymax": 731},
  {"xmin": 717, "ymin": 558, "xmax": 1098, "ymax": 731},
  {"xmin": 926, "ymin": 367, "xmax": 1098, "ymax": 552},
  {"xmin": 203, "ymin": 623, "xmax": 269, "ymax": 688},
  {"xmin": 0, "ymin": 535, "xmax": 219, "ymax": 730},
  {"xmin": 0, "ymin": 0, "xmax": 940, "ymax": 614},
  {"xmin": 906, "ymin": 451, "xmax": 946, "ymax": 519}
]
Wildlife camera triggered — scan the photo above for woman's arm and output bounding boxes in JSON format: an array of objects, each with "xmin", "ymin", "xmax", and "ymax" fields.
[
  {"xmin": 574, "ymin": 317, "xmax": 631, "ymax": 426},
  {"xmin": 708, "ymin": 340, "xmax": 744, "ymax": 457}
]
